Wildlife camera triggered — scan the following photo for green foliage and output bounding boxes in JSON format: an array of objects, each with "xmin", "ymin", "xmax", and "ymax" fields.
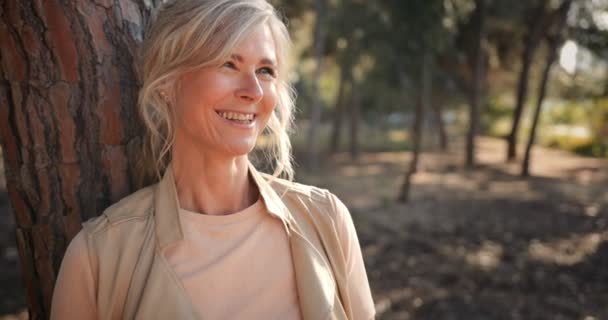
[
  {"xmin": 545, "ymin": 101, "xmax": 590, "ymax": 125},
  {"xmin": 585, "ymin": 98, "xmax": 608, "ymax": 157},
  {"xmin": 483, "ymin": 95, "xmax": 514, "ymax": 136},
  {"xmin": 534, "ymin": 99, "xmax": 605, "ymax": 157},
  {"xmin": 544, "ymin": 134, "xmax": 593, "ymax": 153},
  {"xmin": 485, "ymin": 96, "xmax": 514, "ymax": 119},
  {"xmin": 274, "ymin": 0, "xmax": 608, "ymax": 158}
]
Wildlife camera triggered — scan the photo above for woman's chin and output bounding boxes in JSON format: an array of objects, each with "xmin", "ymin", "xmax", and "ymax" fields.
[{"xmin": 221, "ymin": 141, "xmax": 257, "ymax": 157}]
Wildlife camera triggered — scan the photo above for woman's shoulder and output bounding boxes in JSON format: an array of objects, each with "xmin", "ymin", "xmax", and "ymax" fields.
[
  {"xmin": 263, "ymin": 173, "xmax": 330, "ymax": 200},
  {"xmin": 261, "ymin": 173, "xmax": 347, "ymax": 218},
  {"xmin": 81, "ymin": 184, "xmax": 157, "ymax": 237}
]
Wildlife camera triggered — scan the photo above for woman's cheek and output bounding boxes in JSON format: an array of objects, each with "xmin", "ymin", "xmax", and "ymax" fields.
[{"xmin": 263, "ymin": 83, "xmax": 278, "ymax": 112}]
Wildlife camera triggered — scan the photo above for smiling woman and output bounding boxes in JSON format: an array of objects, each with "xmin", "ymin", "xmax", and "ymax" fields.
[
  {"xmin": 172, "ymin": 24, "xmax": 278, "ymax": 161},
  {"xmin": 49, "ymin": 1, "xmax": 375, "ymax": 319}
]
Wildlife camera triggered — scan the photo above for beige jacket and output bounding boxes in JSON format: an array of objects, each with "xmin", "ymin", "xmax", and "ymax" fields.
[{"xmin": 56, "ymin": 162, "xmax": 375, "ymax": 320}]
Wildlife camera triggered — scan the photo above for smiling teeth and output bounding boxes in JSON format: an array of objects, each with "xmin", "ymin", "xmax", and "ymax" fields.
[{"xmin": 218, "ymin": 111, "xmax": 254, "ymax": 121}]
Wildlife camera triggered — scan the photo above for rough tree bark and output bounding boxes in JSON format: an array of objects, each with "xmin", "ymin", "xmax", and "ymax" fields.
[
  {"xmin": 0, "ymin": 0, "xmax": 159, "ymax": 318},
  {"xmin": 398, "ymin": 50, "xmax": 431, "ymax": 203},
  {"xmin": 522, "ymin": 0, "xmax": 572, "ymax": 176},
  {"xmin": 466, "ymin": 0, "xmax": 486, "ymax": 169},
  {"xmin": 506, "ymin": 0, "xmax": 549, "ymax": 161}
]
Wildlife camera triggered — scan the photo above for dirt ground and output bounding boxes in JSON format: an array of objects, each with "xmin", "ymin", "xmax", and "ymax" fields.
[
  {"xmin": 296, "ymin": 137, "xmax": 608, "ymax": 320},
  {"xmin": 1, "ymin": 136, "xmax": 607, "ymax": 320}
]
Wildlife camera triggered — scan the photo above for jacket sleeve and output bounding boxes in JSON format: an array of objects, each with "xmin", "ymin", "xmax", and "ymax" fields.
[
  {"xmin": 329, "ymin": 193, "xmax": 376, "ymax": 320},
  {"xmin": 50, "ymin": 230, "xmax": 98, "ymax": 320}
]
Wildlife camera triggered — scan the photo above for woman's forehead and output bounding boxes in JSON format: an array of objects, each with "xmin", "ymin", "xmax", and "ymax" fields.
[{"xmin": 230, "ymin": 24, "xmax": 277, "ymax": 65}]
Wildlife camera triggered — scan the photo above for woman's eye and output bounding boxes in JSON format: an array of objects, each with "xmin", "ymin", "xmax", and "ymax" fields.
[
  {"xmin": 257, "ymin": 67, "xmax": 276, "ymax": 77},
  {"xmin": 222, "ymin": 61, "xmax": 236, "ymax": 69}
]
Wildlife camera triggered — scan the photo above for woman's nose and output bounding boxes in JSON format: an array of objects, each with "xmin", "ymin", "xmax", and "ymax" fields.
[{"xmin": 236, "ymin": 73, "xmax": 263, "ymax": 103}]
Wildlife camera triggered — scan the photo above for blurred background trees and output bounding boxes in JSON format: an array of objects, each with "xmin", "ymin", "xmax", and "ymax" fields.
[{"xmin": 271, "ymin": 0, "xmax": 607, "ymax": 173}]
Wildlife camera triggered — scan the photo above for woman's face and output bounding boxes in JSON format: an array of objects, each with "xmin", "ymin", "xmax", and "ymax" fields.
[{"xmin": 173, "ymin": 23, "xmax": 278, "ymax": 158}]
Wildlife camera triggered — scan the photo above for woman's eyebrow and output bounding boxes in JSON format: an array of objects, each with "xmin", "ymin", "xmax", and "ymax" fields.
[{"xmin": 230, "ymin": 54, "xmax": 276, "ymax": 66}]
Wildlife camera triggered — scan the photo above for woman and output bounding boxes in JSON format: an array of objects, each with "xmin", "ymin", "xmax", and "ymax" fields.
[{"xmin": 50, "ymin": 0, "xmax": 375, "ymax": 319}]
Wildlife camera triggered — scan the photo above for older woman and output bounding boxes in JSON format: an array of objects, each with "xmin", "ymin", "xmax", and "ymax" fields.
[{"xmin": 50, "ymin": 0, "xmax": 375, "ymax": 319}]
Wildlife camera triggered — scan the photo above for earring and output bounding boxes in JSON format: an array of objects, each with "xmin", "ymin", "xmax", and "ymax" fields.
[{"xmin": 160, "ymin": 90, "xmax": 170, "ymax": 103}]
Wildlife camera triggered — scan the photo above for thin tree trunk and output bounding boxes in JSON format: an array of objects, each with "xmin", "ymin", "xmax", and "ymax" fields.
[
  {"xmin": 397, "ymin": 97, "xmax": 423, "ymax": 203},
  {"xmin": 329, "ymin": 65, "xmax": 351, "ymax": 153},
  {"xmin": 466, "ymin": 0, "xmax": 486, "ymax": 169},
  {"xmin": 431, "ymin": 97, "xmax": 448, "ymax": 151},
  {"xmin": 521, "ymin": 46, "xmax": 557, "ymax": 176},
  {"xmin": 306, "ymin": 0, "xmax": 327, "ymax": 169},
  {"xmin": 506, "ymin": 1, "xmax": 548, "ymax": 161},
  {"xmin": 398, "ymin": 51, "xmax": 431, "ymax": 203},
  {"xmin": 0, "ymin": 1, "xmax": 157, "ymax": 318},
  {"xmin": 522, "ymin": 0, "xmax": 572, "ymax": 176},
  {"xmin": 506, "ymin": 42, "xmax": 535, "ymax": 161},
  {"xmin": 349, "ymin": 81, "xmax": 361, "ymax": 160}
]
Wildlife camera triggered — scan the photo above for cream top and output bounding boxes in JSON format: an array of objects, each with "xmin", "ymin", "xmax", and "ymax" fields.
[{"xmin": 163, "ymin": 198, "xmax": 301, "ymax": 319}]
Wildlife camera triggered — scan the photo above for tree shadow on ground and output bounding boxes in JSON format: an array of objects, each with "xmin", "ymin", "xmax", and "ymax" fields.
[
  {"xmin": 293, "ymin": 138, "xmax": 608, "ymax": 320},
  {"xmin": 347, "ymin": 164, "xmax": 608, "ymax": 319}
]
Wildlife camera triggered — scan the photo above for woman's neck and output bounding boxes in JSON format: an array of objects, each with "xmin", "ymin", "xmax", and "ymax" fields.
[{"xmin": 170, "ymin": 148, "xmax": 259, "ymax": 216}]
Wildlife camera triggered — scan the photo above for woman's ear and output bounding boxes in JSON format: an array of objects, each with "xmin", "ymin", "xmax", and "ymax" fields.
[{"xmin": 157, "ymin": 80, "xmax": 174, "ymax": 105}]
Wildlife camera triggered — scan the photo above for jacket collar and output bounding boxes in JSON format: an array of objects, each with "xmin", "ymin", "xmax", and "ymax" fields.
[{"xmin": 153, "ymin": 161, "xmax": 291, "ymax": 250}]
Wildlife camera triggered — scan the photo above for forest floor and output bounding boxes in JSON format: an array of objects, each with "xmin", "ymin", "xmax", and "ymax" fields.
[
  {"xmin": 295, "ymin": 136, "xmax": 608, "ymax": 320},
  {"xmin": 1, "ymin": 136, "xmax": 607, "ymax": 320}
]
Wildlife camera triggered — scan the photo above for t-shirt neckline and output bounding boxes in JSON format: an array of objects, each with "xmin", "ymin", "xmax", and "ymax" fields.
[{"xmin": 178, "ymin": 197, "xmax": 265, "ymax": 226}]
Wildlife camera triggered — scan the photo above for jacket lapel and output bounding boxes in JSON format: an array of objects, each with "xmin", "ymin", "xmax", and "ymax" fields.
[
  {"xmin": 121, "ymin": 168, "xmax": 200, "ymax": 319},
  {"xmin": 249, "ymin": 163, "xmax": 339, "ymax": 319},
  {"xmin": 289, "ymin": 226, "xmax": 338, "ymax": 320}
]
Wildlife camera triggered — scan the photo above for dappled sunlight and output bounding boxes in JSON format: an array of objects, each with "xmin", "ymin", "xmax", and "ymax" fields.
[
  {"xmin": 475, "ymin": 137, "xmax": 608, "ymax": 181},
  {"xmin": 487, "ymin": 180, "xmax": 533, "ymax": 196},
  {"xmin": 528, "ymin": 232, "xmax": 608, "ymax": 265},
  {"xmin": 438, "ymin": 241, "xmax": 503, "ymax": 271},
  {"xmin": 410, "ymin": 171, "xmax": 545, "ymax": 201},
  {"xmin": 585, "ymin": 204, "xmax": 600, "ymax": 217},
  {"xmin": 413, "ymin": 172, "xmax": 479, "ymax": 192},
  {"xmin": 374, "ymin": 286, "xmax": 447, "ymax": 320},
  {"xmin": 339, "ymin": 164, "xmax": 385, "ymax": 177},
  {"xmin": 329, "ymin": 150, "xmax": 409, "ymax": 166},
  {"xmin": 388, "ymin": 130, "xmax": 409, "ymax": 143},
  {"xmin": 295, "ymin": 137, "xmax": 608, "ymax": 318},
  {"xmin": 465, "ymin": 241, "xmax": 503, "ymax": 270}
]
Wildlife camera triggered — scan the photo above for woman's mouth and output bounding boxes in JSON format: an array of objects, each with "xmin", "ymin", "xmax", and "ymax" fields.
[{"xmin": 215, "ymin": 110, "xmax": 256, "ymax": 126}]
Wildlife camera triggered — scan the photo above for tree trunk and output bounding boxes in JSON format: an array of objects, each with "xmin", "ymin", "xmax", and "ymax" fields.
[
  {"xmin": 506, "ymin": 41, "xmax": 535, "ymax": 161},
  {"xmin": 506, "ymin": 1, "xmax": 548, "ymax": 161},
  {"xmin": 306, "ymin": 0, "xmax": 327, "ymax": 169},
  {"xmin": 398, "ymin": 51, "xmax": 431, "ymax": 203},
  {"xmin": 329, "ymin": 64, "xmax": 351, "ymax": 153},
  {"xmin": 522, "ymin": 0, "xmax": 572, "ymax": 176},
  {"xmin": 349, "ymin": 81, "xmax": 361, "ymax": 160},
  {"xmin": 431, "ymin": 96, "xmax": 448, "ymax": 152},
  {"xmin": 521, "ymin": 46, "xmax": 556, "ymax": 176},
  {"xmin": 466, "ymin": 0, "xmax": 486, "ymax": 169},
  {"xmin": 0, "ymin": 0, "xmax": 157, "ymax": 318}
]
